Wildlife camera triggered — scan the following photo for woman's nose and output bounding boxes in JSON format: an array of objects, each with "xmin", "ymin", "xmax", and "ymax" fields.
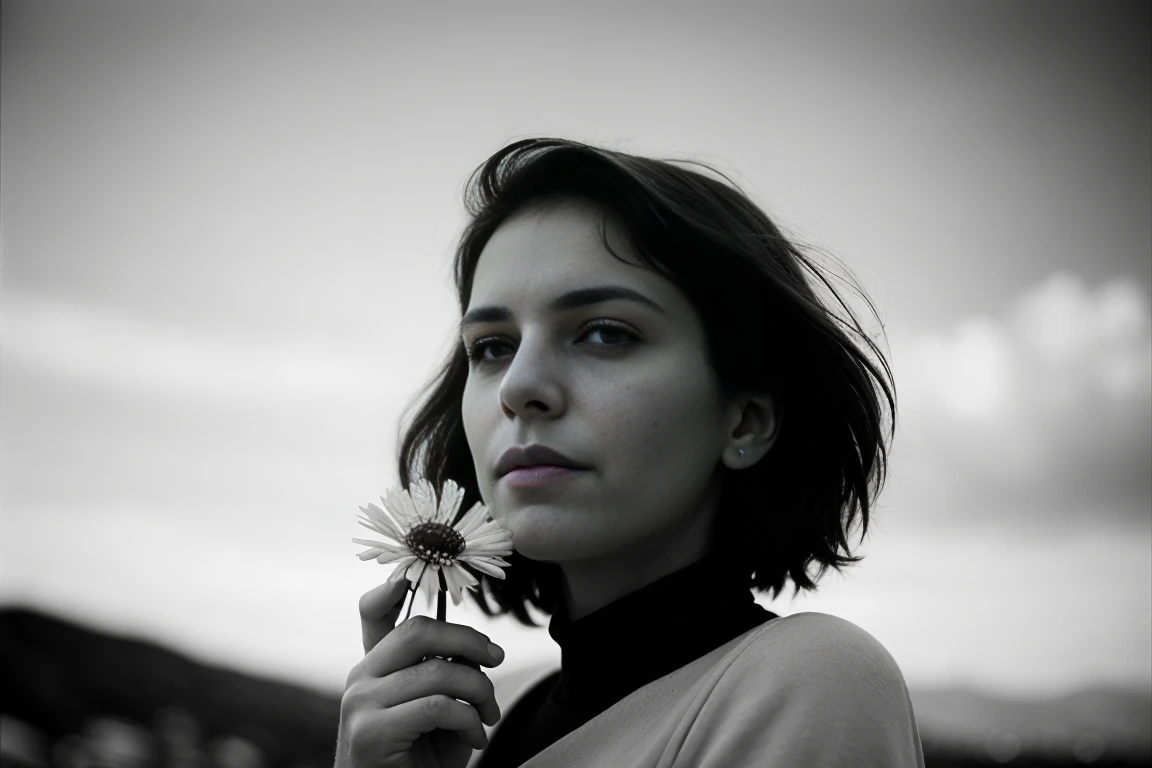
[{"xmin": 498, "ymin": 336, "xmax": 565, "ymax": 417}]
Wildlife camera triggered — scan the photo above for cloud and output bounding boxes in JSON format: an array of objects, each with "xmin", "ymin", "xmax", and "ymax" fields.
[
  {"xmin": 1, "ymin": 289, "xmax": 414, "ymax": 406},
  {"xmin": 899, "ymin": 271, "xmax": 1150, "ymax": 418},
  {"xmin": 889, "ymin": 271, "xmax": 1151, "ymax": 523},
  {"xmin": 0, "ymin": 289, "xmax": 449, "ymax": 510}
]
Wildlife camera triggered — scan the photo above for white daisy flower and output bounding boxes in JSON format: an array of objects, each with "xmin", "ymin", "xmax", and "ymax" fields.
[{"xmin": 353, "ymin": 477, "xmax": 513, "ymax": 610}]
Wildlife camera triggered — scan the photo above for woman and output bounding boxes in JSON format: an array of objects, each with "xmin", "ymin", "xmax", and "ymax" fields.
[{"xmin": 336, "ymin": 138, "xmax": 925, "ymax": 768}]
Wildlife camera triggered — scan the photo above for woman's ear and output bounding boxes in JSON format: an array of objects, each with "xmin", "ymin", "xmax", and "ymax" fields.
[{"xmin": 722, "ymin": 392, "xmax": 781, "ymax": 468}]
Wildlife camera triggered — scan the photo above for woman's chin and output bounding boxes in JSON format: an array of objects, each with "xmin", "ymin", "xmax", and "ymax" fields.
[
  {"xmin": 508, "ymin": 535, "xmax": 615, "ymax": 565},
  {"xmin": 500, "ymin": 514, "xmax": 579, "ymax": 561}
]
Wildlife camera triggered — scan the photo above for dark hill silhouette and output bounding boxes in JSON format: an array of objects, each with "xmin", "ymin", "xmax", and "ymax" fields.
[
  {"xmin": 912, "ymin": 685, "xmax": 1152, "ymax": 755},
  {"xmin": 0, "ymin": 606, "xmax": 339, "ymax": 767}
]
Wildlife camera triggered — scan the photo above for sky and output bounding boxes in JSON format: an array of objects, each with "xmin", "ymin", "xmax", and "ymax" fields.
[{"xmin": 1, "ymin": 0, "xmax": 1149, "ymax": 700}]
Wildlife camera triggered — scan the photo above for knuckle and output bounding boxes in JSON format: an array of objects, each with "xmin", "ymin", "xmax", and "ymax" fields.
[
  {"xmin": 403, "ymin": 614, "xmax": 431, "ymax": 637},
  {"xmin": 425, "ymin": 657, "xmax": 453, "ymax": 680},
  {"xmin": 344, "ymin": 667, "xmax": 358, "ymax": 691},
  {"xmin": 345, "ymin": 713, "xmax": 373, "ymax": 751},
  {"xmin": 397, "ymin": 663, "xmax": 425, "ymax": 688},
  {"xmin": 343, "ymin": 674, "xmax": 364, "ymax": 697},
  {"xmin": 339, "ymin": 683, "xmax": 363, "ymax": 718},
  {"xmin": 357, "ymin": 589, "xmax": 384, "ymax": 620},
  {"xmin": 424, "ymin": 694, "xmax": 453, "ymax": 715}
]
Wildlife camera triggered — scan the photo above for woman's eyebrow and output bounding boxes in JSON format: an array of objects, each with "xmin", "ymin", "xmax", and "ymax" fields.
[{"xmin": 459, "ymin": 285, "xmax": 667, "ymax": 335}]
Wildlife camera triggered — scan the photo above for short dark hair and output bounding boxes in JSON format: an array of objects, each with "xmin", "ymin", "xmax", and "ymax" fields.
[{"xmin": 396, "ymin": 137, "xmax": 897, "ymax": 627}]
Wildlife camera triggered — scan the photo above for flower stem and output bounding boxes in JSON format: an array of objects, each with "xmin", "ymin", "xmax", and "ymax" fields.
[
  {"xmin": 402, "ymin": 561, "xmax": 429, "ymax": 623},
  {"xmin": 397, "ymin": 563, "xmax": 449, "ymax": 665},
  {"xmin": 399, "ymin": 562, "xmax": 447, "ymax": 624}
]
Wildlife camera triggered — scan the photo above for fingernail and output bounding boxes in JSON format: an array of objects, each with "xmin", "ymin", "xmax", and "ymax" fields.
[{"xmin": 487, "ymin": 642, "xmax": 504, "ymax": 663}]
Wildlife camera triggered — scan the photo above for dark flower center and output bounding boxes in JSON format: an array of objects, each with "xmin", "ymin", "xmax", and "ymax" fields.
[{"xmin": 405, "ymin": 521, "xmax": 466, "ymax": 565}]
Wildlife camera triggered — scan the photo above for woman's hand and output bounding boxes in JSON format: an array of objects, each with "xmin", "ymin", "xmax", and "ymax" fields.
[{"xmin": 335, "ymin": 580, "xmax": 505, "ymax": 768}]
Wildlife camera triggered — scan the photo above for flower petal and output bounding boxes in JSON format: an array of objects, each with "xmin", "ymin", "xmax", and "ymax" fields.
[
  {"xmin": 455, "ymin": 501, "xmax": 490, "ymax": 538},
  {"xmin": 383, "ymin": 489, "xmax": 419, "ymax": 530},
  {"xmin": 400, "ymin": 558, "xmax": 428, "ymax": 593},
  {"xmin": 356, "ymin": 515, "xmax": 388, "ymax": 537},
  {"xmin": 451, "ymin": 561, "xmax": 480, "ymax": 590},
  {"xmin": 415, "ymin": 561, "xmax": 440, "ymax": 608},
  {"xmin": 357, "ymin": 548, "xmax": 387, "ymax": 561},
  {"xmin": 464, "ymin": 543, "xmax": 514, "ymax": 559},
  {"xmin": 375, "ymin": 549, "xmax": 413, "ymax": 565},
  {"xmin": 469, "ymin": 520, "xmax": 514, "ymax": 539},
  {"xmin": 361, "ymin": 501, "xmax": 399, "ymax": 530},
  {"xmin": 351, "ymin": 537, "xmax": 404, "ymax": 552},
  {"xmin": 403, "ymin": 479, "xmax": 429, "ymax": 523},
  {"xmin": 463, "ymin": 557, "xmax": 507, "ymax": 580},
  {"xmin": 357, "ymin": 519, "xmax": 404, "ymax": 545},
  {"xmin": 464, "ymin": 531, "xmax": 514, "ymax": 549},
  {"xmin": 409, "ymin": 478, "xmax": 437, "ymax": 523},
  {"xmin": 467, "ymin": 521, "xmax": 512, "ymax": 538},
  {"xmin": 442, "ymin": 563, "xmax": 478, "ymax": 606},
  {"xmin": 362, "ymin": 502, "xmax": 407, "ymax": 540},
  {"xmin": 386, "ymin": 556, "xmax": 418, "ymax": 584},
  {"xmin": 436, "ymin": 479, "xmax": 465, "ymax": 526}
]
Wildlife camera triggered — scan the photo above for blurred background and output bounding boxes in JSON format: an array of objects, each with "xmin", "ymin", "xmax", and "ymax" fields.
[{"xmin": 2, "ymin": 0, "xmax": 1149, "ymax": 766}]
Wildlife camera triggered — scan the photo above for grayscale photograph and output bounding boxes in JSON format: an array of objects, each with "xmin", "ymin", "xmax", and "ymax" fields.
[{"xmin": 2, "ymin": 2, "xmax": 1149, "ymax": 767}]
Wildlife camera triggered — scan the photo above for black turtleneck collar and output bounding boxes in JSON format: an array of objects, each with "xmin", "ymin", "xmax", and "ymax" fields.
[{"xmin": 545, "ymin": 551, "xmax": 777, "ymax": 709}]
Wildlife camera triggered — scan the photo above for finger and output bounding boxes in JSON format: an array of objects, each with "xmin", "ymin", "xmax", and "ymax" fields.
[
  {"xmin": 364, "ymin": 615, "xmax": 505, "ymax": 679},
  {"xmin": 344, "ymin": 704, "xmax": 487, "ymax": 757},
  {"xmin": 359, "ymin": 579, "xmax": 410, "ymax": 655},
  {"xmin": 389, "ymin": 694, "xmax": 489, "ymax": 752},
  {"xmin": 374, "ymin": 657, "xmax": 501, "ymax": 727}
]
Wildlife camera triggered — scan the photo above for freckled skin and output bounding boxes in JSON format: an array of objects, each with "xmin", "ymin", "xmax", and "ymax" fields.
[{"xmin": 460, "ymin": 199, "xmax": 776, "ymax": 621}]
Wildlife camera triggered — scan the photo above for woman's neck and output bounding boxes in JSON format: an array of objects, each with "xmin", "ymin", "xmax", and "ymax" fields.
[{"xmin": 558, "ymin": 507, "xmax": 717, "ymax": 622}]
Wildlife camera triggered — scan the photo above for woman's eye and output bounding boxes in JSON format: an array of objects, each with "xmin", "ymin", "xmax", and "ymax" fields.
[
  {"xmin": 582, "ymin": 323, "xmax": 634, "ymax": 346},
  {"xmin": 466, "ymin": 321, "xmax": 637, "ymax": 365},
  {"xmin": 466, "ymin": 338, "xmax": 514, "ymax": 363}
]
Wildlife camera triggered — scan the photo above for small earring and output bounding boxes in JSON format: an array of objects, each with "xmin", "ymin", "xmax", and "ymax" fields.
[{"xmin": 737, "ymin": 449, "xmax": 744, "ymax": 458}]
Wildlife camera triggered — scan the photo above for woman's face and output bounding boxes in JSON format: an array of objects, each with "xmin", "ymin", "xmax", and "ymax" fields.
[{"xmin": 460, "ymin": 199, "xmax": 737, "ymax": 565}]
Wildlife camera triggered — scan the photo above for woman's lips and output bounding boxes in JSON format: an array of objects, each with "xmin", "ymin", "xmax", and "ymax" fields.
[{"xmin": 501, "ymin": 465, "xmax": 584, "ymax": 488}]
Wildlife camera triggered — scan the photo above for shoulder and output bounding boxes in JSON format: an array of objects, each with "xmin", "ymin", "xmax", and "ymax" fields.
[
  {"xmin": 748, "ymin": 609, "xmax": 889, "ymax": 649},
  {"xmin": 714, "ymin": 612, "xmax": 921, "ymax": 746},
  {"xmin": 735, "ymin": 610, "xmax": 907, "ymax": 686},
  {"xmin": 678, "ymin": 611, "xmax": 925, "ymax": 767}
]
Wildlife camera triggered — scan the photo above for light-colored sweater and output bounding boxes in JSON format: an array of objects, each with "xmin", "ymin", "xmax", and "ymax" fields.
[{"xmin": 479, "ymin": 611, "xmax": 925, "ymax": 767}]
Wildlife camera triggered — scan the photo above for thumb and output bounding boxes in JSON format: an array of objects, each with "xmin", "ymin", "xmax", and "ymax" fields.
[{"xmin": 358, "ymin": 578, "xmax": 411, "ymax": 655}]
